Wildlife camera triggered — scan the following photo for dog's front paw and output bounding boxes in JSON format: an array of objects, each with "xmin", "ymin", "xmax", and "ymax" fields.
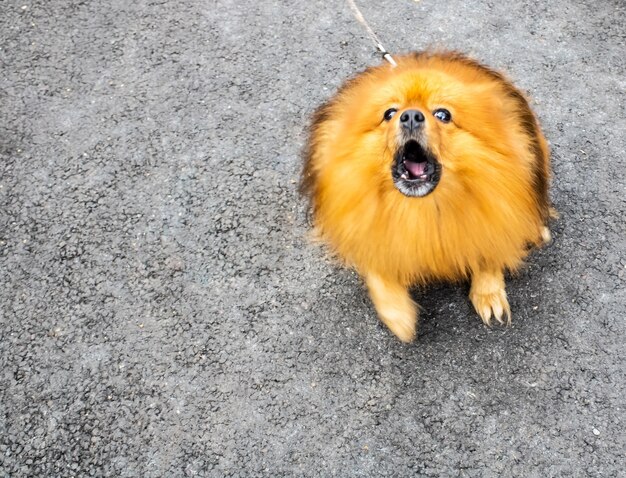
[
  {"xmin": 470, "ymin": 269, "xmax": 511, "ymax": 325},
  {"xmin": 365, "ymin": 273, "xmax": 417, "ymax": 342},
  {"xmin": 378, "ymin": 304, "xmax": 417, "ymax": 343},
  {"xmin": 470, "ymin": 288, "xmax": 511, "ymax": 325}
]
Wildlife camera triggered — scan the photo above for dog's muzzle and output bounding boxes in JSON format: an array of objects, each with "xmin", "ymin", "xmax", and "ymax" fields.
[{"xmin": 391, "ymin": 139, "xmax": 441, "ymax": 198}]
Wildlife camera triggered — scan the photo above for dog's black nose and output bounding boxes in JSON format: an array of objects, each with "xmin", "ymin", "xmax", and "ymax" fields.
[{"xmin": 400, "ymin": 109, "xmax": 425, "ymax": 132}]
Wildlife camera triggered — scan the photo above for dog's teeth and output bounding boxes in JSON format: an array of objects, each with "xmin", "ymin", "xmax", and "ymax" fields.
[{"xmin": 401, "ymin": 173, "xmax": 409, "ymax": 179}]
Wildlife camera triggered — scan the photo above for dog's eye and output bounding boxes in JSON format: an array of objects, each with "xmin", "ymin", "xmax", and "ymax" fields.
[
  {"xmin": 433, "ymin": 108, "xmax": 452, "ymax": 123},
  {"xmin": 383, "ymin": 108, "xmax": 398, "ymax": 121}
]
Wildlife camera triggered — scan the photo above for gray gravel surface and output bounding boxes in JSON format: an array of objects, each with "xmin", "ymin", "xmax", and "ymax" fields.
[{"xmin": 1, "ymin": 0, "xmax": 625, "ymax": 476}]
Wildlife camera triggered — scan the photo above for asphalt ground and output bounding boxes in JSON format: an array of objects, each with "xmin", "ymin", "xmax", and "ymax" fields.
[{"xmin": 1, "ymin": 0, "xmax": 625, "ymax": 476}]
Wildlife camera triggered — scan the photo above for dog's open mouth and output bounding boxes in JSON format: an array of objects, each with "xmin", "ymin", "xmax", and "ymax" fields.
[{"xmin": 392, "ymin": 140, "xmax": 441, "ymax": 197}]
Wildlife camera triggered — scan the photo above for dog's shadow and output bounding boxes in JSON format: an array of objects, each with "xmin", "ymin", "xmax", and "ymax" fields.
[{"xmin": 409, "ymin": 281, "xmax": 476, "ymax": 340}]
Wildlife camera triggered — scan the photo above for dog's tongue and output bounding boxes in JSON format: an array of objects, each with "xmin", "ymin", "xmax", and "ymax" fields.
[{"xmin": 404, "ymin": 160, "xmax": 427, "ymax": 177}]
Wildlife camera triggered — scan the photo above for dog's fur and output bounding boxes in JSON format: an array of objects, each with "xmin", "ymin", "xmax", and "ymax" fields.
[{"xmin": 301, "ymin": 51, "xmax": 552, "ymax": 342}]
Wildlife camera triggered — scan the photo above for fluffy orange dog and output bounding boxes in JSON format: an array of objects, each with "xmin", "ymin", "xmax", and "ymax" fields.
[{"xmin": 301, "ymin": 51, "xmax": 552, "ymax": 342}]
